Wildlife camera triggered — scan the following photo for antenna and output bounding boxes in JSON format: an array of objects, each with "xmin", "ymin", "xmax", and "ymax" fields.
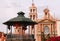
[
  {"xmin": 54, "ymin": 12, "xmax": 55, "ymax": 20},
  {"xmin": 32, "ymin": 0, "xmax": 34, "ymax": 4},
  {"xmin": 32, "ymin": 0, "xmax": 35, "ymax": 5},
  {"xmin": 46, "ymin": 6, "xmax": 49, "ymax": 9},
  {"xmin": 32, "ymin": 0, "xmax": 34, "ymax": 3}
]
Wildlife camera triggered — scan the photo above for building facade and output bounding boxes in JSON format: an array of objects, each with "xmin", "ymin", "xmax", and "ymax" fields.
[
  {"xmin": 0, "ymin": 32, "xmax": 6, "ymax": 41},
  {"xmin": 29, "ymin": 2, "xmax": 57, "ymax": 41}
]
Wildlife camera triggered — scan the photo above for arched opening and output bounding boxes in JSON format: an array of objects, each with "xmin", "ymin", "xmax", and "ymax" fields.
[
  {"xmin": 44, "ymin": 26, "xmax": 49, "ymax": 34},
  {"xmin": 30, "ymin": 15, "xmax": 32, "ymax": 19},
  {"xmin": 33, "ymin": 15, "xmax": 35, "ymax": 20},
  {"xmin": 30, "ymin": 9, "xmax": 32, "ymax": 12},
  {"xmin": 33, "ymin": 9, "xmax": 35, "ymax": 12}
]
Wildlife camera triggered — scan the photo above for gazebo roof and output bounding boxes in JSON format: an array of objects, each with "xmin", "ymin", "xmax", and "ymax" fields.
[{"xmin": 3, "ymin": 11, "xmax": 37, "ymax": 25}]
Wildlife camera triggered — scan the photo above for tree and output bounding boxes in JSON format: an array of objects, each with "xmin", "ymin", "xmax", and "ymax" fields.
[
  {"xmin": 41, "ymin": 32, "xmax": 46, "ymax": 41},
  {"xmin": 46, "ymin": 36, "xmax": 60, "ymax": 41},
  {"xmin": 46, "ymin": 34, "xmax": 50, "ymax": 39}
]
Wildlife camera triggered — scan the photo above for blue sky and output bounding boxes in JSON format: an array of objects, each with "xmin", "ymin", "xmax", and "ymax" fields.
[{"xmin": 0, "ymin": 0, "xmax": 60, "ymax": 33}]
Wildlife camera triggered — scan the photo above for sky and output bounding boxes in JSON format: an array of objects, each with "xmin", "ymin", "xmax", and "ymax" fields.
[{"xmin": 0, "ymin": 0, "xmax": 60, "ymax": 33}]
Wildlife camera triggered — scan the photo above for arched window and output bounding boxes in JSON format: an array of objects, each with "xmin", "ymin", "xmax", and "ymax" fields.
[
  {"xmin": 33, "ymin": 9, "xmax": 35, "ymax": 12},
  {"xmin": 44, "ymin": 26, "xmax": 49, "ymax": 34},
  {"xmin": 33, "ymin": 15, "xmax": 35, "ymax": 20},
  {"xmin": 30, "ymin": 15, "xmax": 32, "ymax": 19},
  {"xmin": 30, "ymin": 9, "xmax": 32, "ymax": 12}
]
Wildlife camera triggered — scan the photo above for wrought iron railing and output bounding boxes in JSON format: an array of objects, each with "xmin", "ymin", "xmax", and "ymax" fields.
[{"xmin": 6, "ymin": 34, "xmax": 35, "ymax": 41}]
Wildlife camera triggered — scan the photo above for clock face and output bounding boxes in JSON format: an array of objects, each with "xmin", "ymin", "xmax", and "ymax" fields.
[{"xmin": 44, "ymin": 26, "xmax": 49, "ymax": 34}]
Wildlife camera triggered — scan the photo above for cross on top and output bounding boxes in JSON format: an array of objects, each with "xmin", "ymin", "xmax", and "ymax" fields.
[{"xmin": 32, "ymin": 0, "xmax": 34, "ymax": 3}]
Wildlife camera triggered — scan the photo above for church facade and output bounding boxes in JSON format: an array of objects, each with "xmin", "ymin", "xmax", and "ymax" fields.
[{"xmin": 29, "ymin": 2, "xmax": 57, "ymax": 41}]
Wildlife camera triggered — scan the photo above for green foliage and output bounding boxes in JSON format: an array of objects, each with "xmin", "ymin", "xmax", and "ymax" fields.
[
  {"xmin": 41, "ymin": 32, "xmax": 46, "ymax": 41},
  {"xmin": 41, "ymin": 32, "xmax": 50, "ymax": 41},
  {"xmin": 46, "ymin": 34, "xmax": 50, "ymax": 39}
]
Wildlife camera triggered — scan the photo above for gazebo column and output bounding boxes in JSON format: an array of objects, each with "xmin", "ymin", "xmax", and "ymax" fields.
[
  {"xmin": 22, "ymin": 30, "xmax": 25, "ymax": 36},
  {"xmin": 6, "ymin": 26, "xmax": 8, "ymax": 34},
  {"xmin": 6, "ymin": 25, "xmax": 9, "ymax": 41},
  {"xmin": 28, "ymin": 26, "xmax": 30, "ymax": 34},
  {"xmin": 6, "ymin": 25, "xmax": 12, "ymax": 41},
  {"xmin": 10, "ymin": 25, "xmax": 12, "ymax": 41},
  {"xmin": 29, "ymin": 26, "xmax": 32, "ymax": 35},
  {"xmin": 10, "ymin": 25, "xmax": 12, "ymax": 37},
  {"xmin": 23, "ymin": 28, "xmax": 26, "ymax": 36},
  {"xmin": 22, "ymin": 25, "xmax": 27, "ymax": 38},
  {"xmin": 20, "ymin": 26, "xmax": 23, "ymax": 36}
]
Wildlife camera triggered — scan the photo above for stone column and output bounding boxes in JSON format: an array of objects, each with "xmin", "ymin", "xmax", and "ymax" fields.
[
  {"xmin": 54, "ymin": 24, "xmax": 56, "ymax": 37},
  {"xmin": 55, "ymin": 23, "xmax": 57, "ymax": 36},
  {"xmin": 53, "ymin": 24, "xmax": 55, "ymax": 37},
  {"xmin": 42, "ymin": 24, "xmax": 44, "ymax": 32},
  {"xmin": 49, "ymin": 24, "xmax": 51, "ymax": 35},
  {"xmin": 52, "ymin": 24, "xmax": 54, "ymax": 36},
  {"xmin": 40, "ymin": 24, "xmax": 42, "ymax": 33},
  {"xmin": 51, "ymin": 24, "xmax": 52, "ymax": 36}
]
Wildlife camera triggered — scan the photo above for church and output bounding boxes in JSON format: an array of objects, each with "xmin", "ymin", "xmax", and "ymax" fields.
[{"xmin": 29, "ymin": 1, "xmax": 60, "ymax": 41}]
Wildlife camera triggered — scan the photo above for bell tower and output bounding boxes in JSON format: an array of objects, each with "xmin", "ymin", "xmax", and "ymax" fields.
[
  {"xmin": 29, "ymin": 0, "xmax": 37, "ymax": 21},
  {"xmin": 29, "ymin": 0, "xmax": 37, "ymax": 39}
]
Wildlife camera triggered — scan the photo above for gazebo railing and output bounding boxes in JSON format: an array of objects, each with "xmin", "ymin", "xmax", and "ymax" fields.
[{"xmin": 6, "ymin": 34, "xmax": 35, "ymax": 41}]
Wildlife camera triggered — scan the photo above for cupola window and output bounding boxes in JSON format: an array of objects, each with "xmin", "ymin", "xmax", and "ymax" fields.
[
  {"xmin": 33, "ymin": 15, "xmax": 35, "ymax": 20},
  {"xmin": 30, "ymin": 9, "xmax": 32, "ymax": 12},
  {"xmin": 33, "ymin": 9, "xmax": 35, "ymax": 12}
]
